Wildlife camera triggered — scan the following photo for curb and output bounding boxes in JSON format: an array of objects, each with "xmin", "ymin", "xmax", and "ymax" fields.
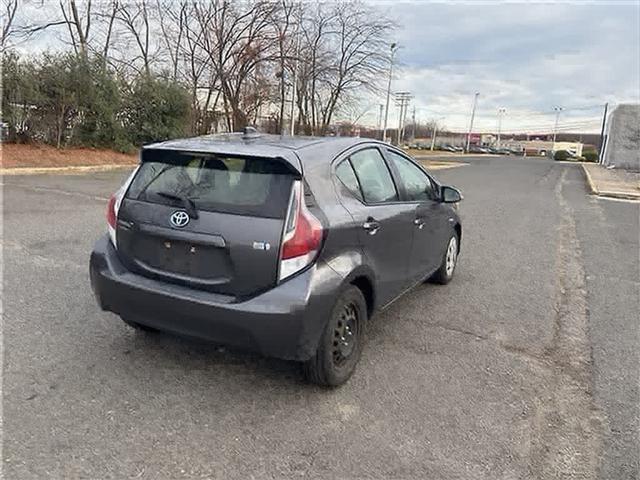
[
  {"xmin": 0, "ymin": 164, "xmax": 136, "ymax": 176},
  {"xmin": 424, "ymin": 163, "xmax": 467, "ymax": 170},
  {"xmin": 581, "ymin": 164, "xmax": 640, "ymax": 201}
]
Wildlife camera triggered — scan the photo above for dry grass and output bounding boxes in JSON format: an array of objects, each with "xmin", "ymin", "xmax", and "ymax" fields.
[{"xmin": 1, "ymin": 143, "xmax": 138, "ymax": 169}]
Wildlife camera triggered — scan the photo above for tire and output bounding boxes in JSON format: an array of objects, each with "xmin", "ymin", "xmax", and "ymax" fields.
[
  {"xmin": 430, "ymin": 232, "xmax": 459, "ymax": 285},
  {"xmin": 121, "ymin": 316, "xmax": 159, "ymax": 333},
  {"xmin": 303, "ymin": 286, "xmax": 367, "ymax": 387}
]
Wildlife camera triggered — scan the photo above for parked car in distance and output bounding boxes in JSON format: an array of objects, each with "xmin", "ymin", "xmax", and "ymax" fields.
[
  {"xmin": 90, "ymin": 131, "xmax": 463, "ymax": 386},
  {"xmin": 468, "ymin": 145, "xmax": 489, "ymax": 154}
]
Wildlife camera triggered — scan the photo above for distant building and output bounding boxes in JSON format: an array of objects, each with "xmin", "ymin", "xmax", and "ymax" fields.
[
  {"xmin": 500, "ymin": 139, "xmax": 583, "ymax": 157},
  {"xmin": 480, "ymin": 134, "xmax": 496, "ymax": 145},
  {"xmin": 602, "ymin": 104, "xmax": 640, "ymax": 171}
]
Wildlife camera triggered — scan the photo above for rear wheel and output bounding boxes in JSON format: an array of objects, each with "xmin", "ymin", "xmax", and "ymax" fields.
[
  {"xmin": 121, "ymin": 316, "xmax": 159, "ymax": 333},
  {"xmin": 303, "ymin": 286, "xmax": 367, "ymax": 387},
  {"xmin": 430, "ymin": 232, "xmax": 459, "ymax": 285}
]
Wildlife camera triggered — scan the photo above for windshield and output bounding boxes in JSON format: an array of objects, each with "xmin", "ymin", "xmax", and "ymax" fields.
[{"xmin": 125, "ymin": 150, "xmax": 295, "ymax": 218}]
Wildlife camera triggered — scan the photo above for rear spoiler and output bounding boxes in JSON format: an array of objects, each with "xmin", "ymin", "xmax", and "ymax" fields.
[{"xmin": 141, "ymin": 141, "xmax": 303, "ymax": 175}]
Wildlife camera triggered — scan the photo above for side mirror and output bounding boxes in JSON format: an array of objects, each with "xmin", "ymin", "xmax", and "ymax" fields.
[{"xmin": 441, "ymin": 185, "xmax": 462, "ymax": 203}]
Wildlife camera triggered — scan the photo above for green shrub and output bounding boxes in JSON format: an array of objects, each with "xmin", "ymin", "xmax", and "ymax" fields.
[
  {"xmin": 2, "ymin": 52, "xmax": 192, "ymax": 150},
  {"xmin": 583, "ymin": 151, "xmax": 598, "ymax": 162},
  {"xmin": 554, "ymin": 150, "xmax": 571, "ymax": 161},
  {"xmin": 122, "ymin": 76, "xmax": 190, "ymax": 146}
]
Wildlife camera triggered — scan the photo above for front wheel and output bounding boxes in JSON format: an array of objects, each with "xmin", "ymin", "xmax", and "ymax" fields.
[
  {"xmin": 303, "ymin": 286, "xmax": 367, "ymax": 387},
  {"xmin": 430, "ymin": 233, "xmax": 459, "ymax": 285}
]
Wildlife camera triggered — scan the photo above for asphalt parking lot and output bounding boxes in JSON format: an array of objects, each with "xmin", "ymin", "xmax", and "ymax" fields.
[{"xmin": 3, "ymin": 156, "xmax": 638, "ymax": 479}]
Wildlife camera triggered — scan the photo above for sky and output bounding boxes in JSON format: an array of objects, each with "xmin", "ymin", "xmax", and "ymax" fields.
[
  {"xmin": 361, "ymin": 0, "xmax": 640, "ymax": 133},
  {"xmin": 10, "ymin": 0, "xmax": 640, "ymax": 135}
]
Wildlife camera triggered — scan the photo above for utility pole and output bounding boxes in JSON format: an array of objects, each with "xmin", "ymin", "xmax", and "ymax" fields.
[
  {"xmin": 397, "ymin": 99, "xmax": 404, "ymax": 145},
  {"xmin": 411, "ymin": 106, "xmax": 416, "ymax": 142},
  {"xmin": 377, "ymin": 104, "xmax": 384, "ymax": 133},
  {"xmin": 394, "ymin": 92, "xmax": 412, "ymax": 145},
  {"xmin": 430, "ymin": 122, "xmax": 438, "ymax": 151},
  {"xmin": 465, "ymin": 92, "xmax": 480, "ymax": 152},
  {"xmin": 552, "ymin": 106, "xmax": 563, "ymax": 147},
  {"xmin": 382, "ymin": 43, "xmax": 398, "ymax": 142},
  {"xmin": 430, "ymin": 116, "xmax": 444, "ymax": 151},
  {"xmin": 497, "ymin": 108, "xmax": 506, "ymax": 148},
  {"xmin": 598, "ymin": 102, "xmax": 608, "ymax": 164}
]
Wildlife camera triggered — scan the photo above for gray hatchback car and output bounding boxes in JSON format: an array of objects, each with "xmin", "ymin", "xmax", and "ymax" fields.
[{"xmin": 90, "ymin": 131, "xmax": 462, "ymax": 386}]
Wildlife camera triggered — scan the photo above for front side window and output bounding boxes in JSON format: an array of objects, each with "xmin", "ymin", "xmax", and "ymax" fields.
[
  {"xmin": 386, "ymin": 150, "xmax": 436, "ymax": 201},
  {"xmin": 349, "ymin": 148, "xmax": 398, "ymax": 203}
]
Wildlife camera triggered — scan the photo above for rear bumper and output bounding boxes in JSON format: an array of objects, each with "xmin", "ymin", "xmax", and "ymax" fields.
[{"xmin": 89, "ymin": 235, "xmax": 341, "ymax": 361}]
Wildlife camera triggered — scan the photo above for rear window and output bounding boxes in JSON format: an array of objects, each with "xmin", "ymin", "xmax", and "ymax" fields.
[{"xmin": 126, "ymin": 150, "xmax": 295, "ymax": 218}]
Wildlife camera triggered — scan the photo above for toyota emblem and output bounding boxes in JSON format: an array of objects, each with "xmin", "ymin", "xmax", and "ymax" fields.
[{"xmin": 170, "ymin": 210, "xmax": 190, "ymax": 228}]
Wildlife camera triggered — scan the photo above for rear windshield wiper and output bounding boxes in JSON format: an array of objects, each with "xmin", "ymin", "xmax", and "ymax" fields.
[{"xmin": 156, "ymin": 191, "xmax": 199, "ymax": 219}]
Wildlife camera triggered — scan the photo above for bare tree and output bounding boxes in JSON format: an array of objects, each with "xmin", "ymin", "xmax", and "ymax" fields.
[
  {"xmin": 100, "ymin": 0, "xmax": 119, "ymax": 60},
  {"xmin": 296, "ymin": 3, "xmax": 336, "ymax": 134},
  {"xmin": 194, "ymin": 0, "xmax": 279, "ymax": 131},
  {"xmin": 1, "ymin": 0, "xmax": 19, "ymax": 47},
  {"xmin": 176, "ymin": 2, "xmax": 218, "ymax": 134},
  {"xmin": 318, "ymin": 1, "xmax": 392, "ymax": 133},
  {"xmin": 57, "ymin": 0, "xmax": 92, "ymax": 55},
  {"xmin": 115, "ymin": 0, "xmax": 154, "ymax": 76},
  {"xmin": 155, "ymin": 0, "xmax": 185, "ymax": 81},
  {"xmin": 269, "ymin": 0, "xmax": 296, "ymax": 134}
]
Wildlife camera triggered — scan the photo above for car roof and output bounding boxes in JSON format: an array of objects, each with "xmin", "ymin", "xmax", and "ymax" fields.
[{"xmin": 143, "ymin": 133, "xmax": 382, "ymax": 173}]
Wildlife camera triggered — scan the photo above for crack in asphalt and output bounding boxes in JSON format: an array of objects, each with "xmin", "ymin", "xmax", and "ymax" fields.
[
  {"xmin": 0, "ymin": 182, "xmax": 109, "ymax": 202},
  {"xmin": 1, "ymin": 240, "xmax": 85, "ymax": 270},
  {"xmin": 527, "ymin": 168, "xmax": 607, "ymax": 479}
]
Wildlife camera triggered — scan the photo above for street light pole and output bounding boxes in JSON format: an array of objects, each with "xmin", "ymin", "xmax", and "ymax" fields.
[
  {"xmin": 397, "ymin": 99, "xmax": 404, "ymax": 145},
  {"xmin": 382, "ymin": 43, "xmax": 397, "ymax": 143},
  {"xmin": 430, "ymin": 123, "xmax": 438, "ymax": 151},
  {"xmin": 598, "ymin": 103, "xmax": 608, "ymax": 164},
  {"xmin": 411, "ymin": 106, "xmax": 416, "ymax": 142},
  {"xmin": 552, "ymin": 106, "xmax": 563, "ymax": 147},
  {"xmin": 497, "ymin": 108, "xmax": 506, "ymax": 148},
  {"xmin": 430, "ymin": 116, "xmax": 445, "ymax": 151},
  {"xmin": 466, "ymin": 92, "xmax": 480, "ymax": 153}
]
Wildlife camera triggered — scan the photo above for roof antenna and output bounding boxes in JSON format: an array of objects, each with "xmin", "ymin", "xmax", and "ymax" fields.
[{"xmin": 242, "ymin": 126, "xmax": 259, "ymax": 138}]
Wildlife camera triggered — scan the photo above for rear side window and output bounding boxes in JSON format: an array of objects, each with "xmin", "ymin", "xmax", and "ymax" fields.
[
  {"xmin": 335, "ymin": 160, "xmax": 363, "ymax": 201},
  {"xmin": 126, "ymin": 150, "xmax": 294, "ymax": 218},
  {"xmin": 349, "ymin": 148, "xmax": 398, "ymax": 203}
]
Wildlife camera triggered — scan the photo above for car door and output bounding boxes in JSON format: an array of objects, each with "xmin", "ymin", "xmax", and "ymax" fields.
[
  {"xmin": 334, "ymin": 147, "xmax": 416, "ymax": 307},
  {"xmin": 384, "ymin": 148, "xmax": 451, "ymax": 281}
]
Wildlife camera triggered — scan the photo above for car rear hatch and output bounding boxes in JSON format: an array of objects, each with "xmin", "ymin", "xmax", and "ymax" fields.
[{"xmin": 116, "ymin": 148, "xmax": 300, "ymax": 298}]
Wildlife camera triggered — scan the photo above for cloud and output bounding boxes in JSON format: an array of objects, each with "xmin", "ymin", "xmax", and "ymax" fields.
[{"xmin": 358, "ymin": 1, "xmax": 640, "ymax": 133}]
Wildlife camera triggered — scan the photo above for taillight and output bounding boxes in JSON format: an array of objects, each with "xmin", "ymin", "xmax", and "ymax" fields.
[
  {"xmin": 106, "ymin": 166, "xmax": 140, "ymax": 248},
  {"xmin": 279, "ymin": 181, "xmax": 323, "ymax": 281},
  {"xmin": 106, "ymin": 193, "xmax": 118, "ymax": 247},
  {"xmin": 106, "ymin": 194, "xmax": 117, "ymax": 229}
]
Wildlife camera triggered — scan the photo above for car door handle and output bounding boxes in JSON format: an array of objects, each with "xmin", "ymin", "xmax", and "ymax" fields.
[
  {"xmin": 362, "ymin": 220, "xmax": 380, "ymax": 235},
  {"xmin": 413, "ymin": 218, "xmax": 425, "ymax": 229}
]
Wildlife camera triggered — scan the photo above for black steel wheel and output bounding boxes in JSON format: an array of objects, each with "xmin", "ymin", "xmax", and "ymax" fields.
[{"xmin": 303, "ymin": 285, "xmax": 367, "ymax": 387}]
